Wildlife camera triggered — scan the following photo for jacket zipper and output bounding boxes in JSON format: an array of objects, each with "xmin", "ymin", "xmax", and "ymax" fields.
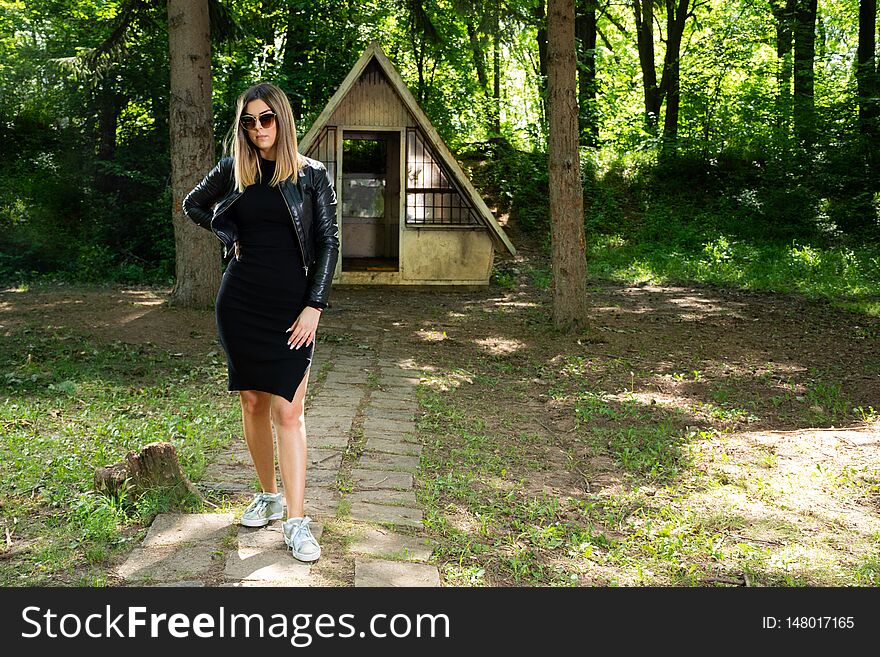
[
  {"xmin": 212, "ymin": 183, "xmax": 307, "ymax": 275},
  {"xmin": 280, "ymin": 186, "xmax": 309, "ymax": 277}
]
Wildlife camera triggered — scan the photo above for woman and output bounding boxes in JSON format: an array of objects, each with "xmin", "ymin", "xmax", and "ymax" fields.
[{"xmin": 182, "ymin": 82, "xmax": 339, "ymax": 562}]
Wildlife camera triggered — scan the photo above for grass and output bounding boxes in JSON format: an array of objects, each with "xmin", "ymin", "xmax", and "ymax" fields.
[
  {"xmin": 581, "ymin": 199, "xmax": 880, "ymax": 316},
  {"xmin": 0, "ymin": 328, "xmax": 239, "ymax": 585},
  {"xmin": 588, "ymin": 232, "xmax": 880, "ymax": 313},
  {"xmin": 482, "ymin": 143, "xmax": 880, "ymax": 318},
  {"xmin": 414, "ymin": 327, "xmax": 880, "ymax": 586}
]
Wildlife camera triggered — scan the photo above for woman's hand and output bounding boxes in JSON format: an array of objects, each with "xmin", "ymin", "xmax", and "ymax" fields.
[
  {"xmin": 286, "ymin": 306, "xmax": 321, "ymax": 349},
  {"xmin": 233, "ymin": 240, "xmax": 241, "ymax": 261}
]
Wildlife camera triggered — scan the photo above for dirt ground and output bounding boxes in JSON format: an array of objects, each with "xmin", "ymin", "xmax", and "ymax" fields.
[
  {"xmin": 4, "ymin": 221, "xmax": 876, "ymax": 419},
  {"xmin": 3, "ymin": 232, "xmax": 879, "ymax": 586}
]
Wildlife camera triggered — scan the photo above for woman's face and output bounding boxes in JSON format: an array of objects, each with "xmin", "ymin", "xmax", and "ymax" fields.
[{"xmin": 242, "ymin": 98, "xmax": 277, "ymax": 158}]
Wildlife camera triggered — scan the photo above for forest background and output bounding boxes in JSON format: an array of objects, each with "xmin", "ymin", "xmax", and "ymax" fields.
[{"xmin": 1, "ymin": 0, "xmax": 878, "ymax": 312}]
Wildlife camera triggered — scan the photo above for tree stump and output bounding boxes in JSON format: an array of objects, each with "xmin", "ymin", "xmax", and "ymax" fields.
[{"xmin": 94, "ymin": 442, "xmax": 204, "ymax": 507}]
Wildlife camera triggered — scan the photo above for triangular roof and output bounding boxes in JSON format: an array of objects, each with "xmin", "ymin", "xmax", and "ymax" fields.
[{"xmin": 299, "ymin": 40, "xmax": 516, "ymax": 256}]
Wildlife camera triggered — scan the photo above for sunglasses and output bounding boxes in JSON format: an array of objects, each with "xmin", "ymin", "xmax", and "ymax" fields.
[{"xmin": 240, "ymin": 111, "xmax": 276, "ymax": 131}]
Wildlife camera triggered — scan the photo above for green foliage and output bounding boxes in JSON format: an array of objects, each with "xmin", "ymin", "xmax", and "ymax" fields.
[
  {"xmin": 70, "ymin": 490, "xmax": 130, "ymax": 543},
  {"xmin": 564, "ymin": 146, "xmax": 880, "ymax": 313},
  {"xmin": 1, "ymin": 0, "xmax": 878, "ymax": 297}
]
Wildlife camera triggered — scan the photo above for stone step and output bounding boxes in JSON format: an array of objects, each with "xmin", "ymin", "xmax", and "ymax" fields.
[
  {"xmin": 351, "ymin": 469, "xmax": 413, "ymax": 491},
  {"xmin": 348, "ymin": 527, "xmax": 433, "ymax": 562},
  {"xmin": 377, "ymin": 366, "xmax": 422, "ymax": 376},
  {"xmin": 306, "ymin": 469, "xmax": 339, "ymax": 487},
  {"xmin": 362, "ymin": 417, "xmax": 418, "ymax": 435},
  {"xmin": 357, "ymin": 452, "xmax": 420, "ymax": 474},
  {"xmin": 362, "ymin": 407, "xmax": 416, "ymax": 421},
  {"xmin": 346, "ymin": 489, "xmax": 418, "ymax": 506},
  {"xmin": 224, "ymin": 547, "xmax": 312, "ymax": 582},
  {"xmin": 363, "ymin": 429, "xmax": 420, "ymax": 444},
  {"xmin": 349, "ymin": 501, "xmax": 422, "ymax": 529},
  {"xmin": 306, "ymin": 407, "xmax": 359, "ymax": 419},
  {"xmin": 309, "ymin": 434, "xmax": 350, "ymax": 450},
  {"xmin": 116, "ymin": 544, "xmax": 221, "ymax": 584},
  {"xmin": 354, "ymin": 560, "xmax": 441, "ymax": 587},
  {"xmin": 304, "ymin": 493, "xmax": 340, "ymax": 520},
  {"xmin": 307, "ymin": 396, "xmax": 362, "ymax": 410},
  {"xmin": 323, "ymin": 375, "xmax": 369, "ymax": 387},
  {"xmin": 369, "ymin": 395, "xmax": 418, "ymax": 409},
  {"xmin": 142, "ymin": 513, "xmax": 236, "ymax": 547},
  {"xmin": 376, "ymin": 376, "xmax": 421, "ymax": 388},
  {"xmin": 308, "ymin": 448, "xmax": 343, "ymax": 470},
  {"xmin": 364, "ymin": 437, "xmax": 422, "ymax": 457}
]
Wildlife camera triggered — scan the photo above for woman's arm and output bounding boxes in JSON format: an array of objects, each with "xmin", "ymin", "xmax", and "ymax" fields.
[
  {"xmin": 305, "ymin": 163, "xmax": 340, "ymax": 309},
  {"xmin": 182, "ymin": 157, "xmax": 232, "ymax": 231}
]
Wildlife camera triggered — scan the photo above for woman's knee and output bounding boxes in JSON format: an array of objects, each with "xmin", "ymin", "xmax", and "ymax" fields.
[
  {"xmin": 239, "ymin": 390, "xmax": 271, "ymax": 416},
  {"xmin": 270, "ymin": 398, "xmax": 305, "ymax": 429}
]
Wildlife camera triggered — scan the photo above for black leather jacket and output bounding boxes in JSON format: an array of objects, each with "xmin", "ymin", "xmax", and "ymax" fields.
[{"xmin": 182, "ymin": 154, "xmax": 339, "ymax": 309}]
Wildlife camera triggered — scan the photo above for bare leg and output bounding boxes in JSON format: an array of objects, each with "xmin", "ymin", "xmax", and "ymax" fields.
[
  {"xmin": 270, "ymin": 369, "xmax": 310, "ymax": 518},
  {"xmin": 239, "ymin": 390, "xmax": 277, "ymax": 493}
]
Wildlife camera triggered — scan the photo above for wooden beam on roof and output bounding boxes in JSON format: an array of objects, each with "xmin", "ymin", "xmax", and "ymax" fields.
[{"xmin": 299, "ymin": 42, "xmax": 381, "ymax": 154}]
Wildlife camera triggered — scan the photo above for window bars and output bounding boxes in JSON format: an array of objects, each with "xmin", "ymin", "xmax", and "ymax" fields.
[{"xmin": 405, "ymin": 127, "xmax": 480, "ymax": 226}]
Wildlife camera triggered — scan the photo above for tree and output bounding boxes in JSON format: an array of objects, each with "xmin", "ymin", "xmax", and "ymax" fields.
[
  {"xmin": 398, "ymin": 0, "xmax": 443, "ymax": 105},
  {"xmin": 452, "ymin": 0, "xmax": 502, "ymax": 138},
  {"xmin": 771, "ymin": 0, "xmax": 797, "ymax": 141},
  {"xmin": 631, "ymin": 0, "xmax": 705, "ymax": 156},
  {"xmin": 547, "ymin": 0, "xmax": 588, "ymax": 329},
  {"xmin": 167, "ymin": 0, "xmax": 220, "ymax": 309},
  {"xmin": 857, "ymin": 0, "xmax": 878, "ymax": 141},
  {"xmin": 575, "ymin": 0, "xmax": 598, "ymax": 146},
  {"xmin": 533, "ymin": 0, "xmax": 551, "ymax": 133},
  {"xmin": 633, "ymin": 0, "xmax": 661, "ymax": 131},
  {"xmin": 792, "ymin": 0, "xmax": 818, "ymax": 148},
  {"xmin": 491, "ymin": 2, "xmax": 503, "ymax": 139},
  {"xmin": 659, "ymin": 0, "xmax": 694, "ymax": 156}
]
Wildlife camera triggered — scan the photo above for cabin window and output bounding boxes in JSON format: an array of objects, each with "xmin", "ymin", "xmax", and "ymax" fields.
[{"xmin": 405, "ymin": 128, "xmax": 480, "ymax": 226}]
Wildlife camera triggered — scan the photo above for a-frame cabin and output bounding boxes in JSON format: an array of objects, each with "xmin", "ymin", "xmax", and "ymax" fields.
[{"xmin": 299, "ymin": 40, "xmax": 516, "ymax": 286}]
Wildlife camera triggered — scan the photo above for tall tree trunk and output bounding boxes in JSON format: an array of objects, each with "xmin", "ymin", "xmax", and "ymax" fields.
[
  {"xmin": 413, "ymin": 34, "xmax": 426, "ymax": 104},
  {"xmin": 633, "ymin": 0, "xmax": 660, "ymax": 132},
  {"xmin": 95, "ymin": 83, "xmax": 125, "ymax": 197},
  {"xmin": 405, "ymin": 0, "xmax": 440, "ymax": 106},
  {"xmin": 467, "ymin": 15, "xmax": 492, "ymax": 134},
  {"xmin": 151, "ymin": 89, "xmax": 168, "ymax": 151},
  {"xmin": 467, "ymin": 19, "xmax": 489, "ymax": 90},
  {"xmin": 96, "ymin": 83, "xmax": 124, "ymax": 162},
  {"xmin": 548, "ymin": 0, "xmax": 588, "ymax": 329},
  {"xmin": 575, "ymin": 0, "xmax": 598, "ymax": 146},
  {"xmin": 534, "ymin": 0, "xmax": 550, "ymax": 135},
  {"xmin": 660, "ymin": 0, "xmax": 689, "ymax": 158},
  {"xmin": 168, "ymin": 0, "xmax": 221, "ymax": 309},
  {"xmin": 493, "ymin": 21, "xmax": 501, "ymax": 138},
  {"xmin": 858, "ymin": 0, "xmax": 878, "ymax": 139},
  {"xmin": 855, "ymin": 0, "xmax": 879, "ymax": 231},
  {"xmin": 793, "ymin": 0, "xmax": 817, "ymax": 148},
  {"xmin": 772, "ymin": 0, "xmax": 797, "ymax": 139},
  {"xmin": 281, "ymin": 9, "xmax": 304, "ymax": 118}
]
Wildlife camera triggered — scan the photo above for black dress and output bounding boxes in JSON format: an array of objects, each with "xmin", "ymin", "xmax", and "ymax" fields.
[{"xmin": 215, "ymin": 155, "xmax": 314, "ymax": 403}]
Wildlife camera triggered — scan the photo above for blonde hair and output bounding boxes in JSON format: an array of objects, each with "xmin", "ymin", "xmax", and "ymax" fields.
[{"xmin": 222, "ymin": 82, "xmax": 304, "ymax": 192}]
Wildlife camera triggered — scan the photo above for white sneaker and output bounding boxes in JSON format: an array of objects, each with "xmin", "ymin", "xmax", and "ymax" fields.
[
  {"xmin": 283, "ymin": 516, "xmax": 321, "ymax": 562},
  {"xmin": 240, "ymin": 492, "xmax": 285, "ymax": 527}
]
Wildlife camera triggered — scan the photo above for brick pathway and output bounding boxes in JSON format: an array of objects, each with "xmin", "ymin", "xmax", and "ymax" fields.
[{"xmin": 114, "ymin": 329, "xmax": 440, "ymax": 587}]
